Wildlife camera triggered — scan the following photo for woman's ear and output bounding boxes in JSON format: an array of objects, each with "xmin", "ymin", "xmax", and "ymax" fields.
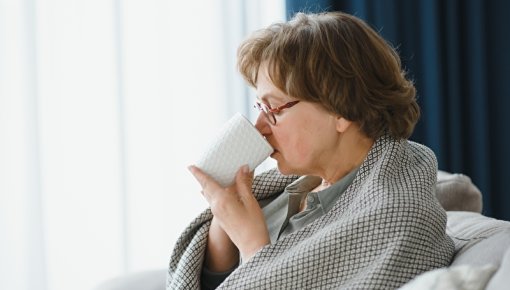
[{"xmin": 336, "ymin": 117, "xmax": 352, "ymax": 133}]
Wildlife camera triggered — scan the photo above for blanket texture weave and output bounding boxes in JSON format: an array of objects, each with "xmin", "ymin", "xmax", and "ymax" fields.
[{"xmin": 167, "ymin": 135, "xmax": 455, "ymax": 289}]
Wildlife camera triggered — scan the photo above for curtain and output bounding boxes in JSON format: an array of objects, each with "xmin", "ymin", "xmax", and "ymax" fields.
[
  {"xmin": 286, "ymin": 0, "xmax": 510, "ymax": 221},
  {"xmin": 0, "ymin": 1, "xmax": 285, "ymax": 290}
]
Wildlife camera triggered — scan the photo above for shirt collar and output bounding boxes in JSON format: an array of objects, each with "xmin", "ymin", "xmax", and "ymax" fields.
[
  {"xmin": 284, "ymin": 166, "xmax": 360, "ymax": 210},
  {"xmin": 285, "ymin": 175, "xmax": 322, "ymax": 195},
  {"xmin": 316, "ymin": 166, "xmax": 360, "ymax": 212}
]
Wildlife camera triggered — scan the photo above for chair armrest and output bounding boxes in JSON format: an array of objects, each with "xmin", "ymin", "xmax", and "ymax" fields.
[{"xmin": 93, "ymin": 269, "xmax": 166, "ymax": 290}]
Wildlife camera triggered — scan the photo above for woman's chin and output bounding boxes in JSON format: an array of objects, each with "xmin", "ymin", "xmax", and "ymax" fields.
[
  {"xmin": 275, "ymin": 163, "xmax": 292, "ymax": 176},
  {"xmin": 275, "ymin": 160, "xmax": 307, "ymax": 176},
  {"xmin": 271, "ymin": 152, "xmax": 295, "ymax": 175}
]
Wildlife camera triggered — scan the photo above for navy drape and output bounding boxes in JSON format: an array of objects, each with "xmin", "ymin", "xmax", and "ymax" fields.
[{"xmin": 286, "ymin": 0, "xmax": 510, "ymax": 221}]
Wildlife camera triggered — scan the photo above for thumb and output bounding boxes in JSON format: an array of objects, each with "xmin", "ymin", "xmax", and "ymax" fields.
[{"xmin": 235, "ymin": 164, "xmax": 254, "ymax": 199}]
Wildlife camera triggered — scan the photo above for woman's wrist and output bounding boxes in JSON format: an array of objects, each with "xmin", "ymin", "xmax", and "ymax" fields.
[
  {"xmin": 239, "ymin": 247, "xmax": 265, "ymax": 262},
  {"xmin": 204, "ymin": 217, "xmax": 239, "ymax": 272},
  {"xmin": 239, "ymin": 236, "xmax": 270, "ymax": 262}
]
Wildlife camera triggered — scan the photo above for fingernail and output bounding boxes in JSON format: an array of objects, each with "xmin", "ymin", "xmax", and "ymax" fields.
[
  {"xmin": 242, "ymin": 164, "xmax": 249, "ymax": 174},
  {"xmin": 187, "ymin": 165, "xmax": 194, "ymax": 172}
]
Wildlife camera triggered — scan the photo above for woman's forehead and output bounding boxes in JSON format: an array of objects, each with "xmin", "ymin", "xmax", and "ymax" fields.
[{"xmin": 256, "ymin": 69, "xmax": 288, "ymax": 103}]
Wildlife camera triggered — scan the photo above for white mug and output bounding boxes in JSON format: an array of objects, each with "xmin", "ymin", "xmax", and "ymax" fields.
[{"xmin": 195, "ymin": 113, "xmax": 273, "ymax": 187}]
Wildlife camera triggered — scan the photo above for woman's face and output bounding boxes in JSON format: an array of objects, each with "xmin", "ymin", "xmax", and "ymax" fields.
[{"xmin": 254, "ymin": 67, "xmax": 341, "ymax": 176}]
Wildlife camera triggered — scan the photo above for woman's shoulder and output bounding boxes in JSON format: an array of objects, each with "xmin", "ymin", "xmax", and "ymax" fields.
[
  {"xmin": 355, "ymin": 136, "xmax": 437, "ymax": 185},
  {"xmin": 344, "ymin": 136, "xmax": 440, "ymax": 213}
]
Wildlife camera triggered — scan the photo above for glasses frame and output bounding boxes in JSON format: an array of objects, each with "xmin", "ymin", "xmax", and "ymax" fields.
[{"xmin": 254, "ymin": 100, "xmax": 300, "ymax": 125}]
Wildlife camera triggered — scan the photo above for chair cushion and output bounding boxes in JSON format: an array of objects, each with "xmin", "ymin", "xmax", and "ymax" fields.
[
  {"xmin": 447, "ymin": 211, "xmax": 510, "ymax": 267},
  {"xmin": 436, "ymin": 171, "xmax": 482, "ymax": 213},
  {"xmin": 398, "ymin": 264, "xmax": 497, "ymax": 290},
  {"xmin": 486, "ymin": 247, "xmax": 510, "ymax": 290},
  {"xmin": 93, "ymin": 269, "xmax": 166, "ymax": 290}
]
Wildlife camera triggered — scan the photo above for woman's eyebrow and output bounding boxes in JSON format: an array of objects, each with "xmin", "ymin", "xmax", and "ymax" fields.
[{"xmin": 259, "ymin": 93, "xmax": 285, "ymax": 103}]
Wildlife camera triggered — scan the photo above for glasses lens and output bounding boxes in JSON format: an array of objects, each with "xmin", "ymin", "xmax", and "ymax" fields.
[{"xmin": 255, "ymin": 102, "xmax": 276, "ymax": 125}]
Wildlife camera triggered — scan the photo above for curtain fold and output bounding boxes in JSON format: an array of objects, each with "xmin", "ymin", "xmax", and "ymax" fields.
[{"xmin": 286, "ymin": 0, "xmax": 510, "ymax": 221}]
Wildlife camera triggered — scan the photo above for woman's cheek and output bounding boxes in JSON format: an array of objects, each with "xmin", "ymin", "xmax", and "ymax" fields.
[
  {"xmin": 274, "ymin": 129, "xmax": 308, "ymax": 164},
  {"xmin": 294, "ymin": 141, "xmax": 310, "ymax": 164},
  {"xmin": 282, "ymin": 136, "xmax": 308, "ymax": 165}
]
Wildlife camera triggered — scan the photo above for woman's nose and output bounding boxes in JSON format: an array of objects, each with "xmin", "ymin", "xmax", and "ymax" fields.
[{"xmin": 255, "ymin": 112, "xmax": 272, "ymax": 136}]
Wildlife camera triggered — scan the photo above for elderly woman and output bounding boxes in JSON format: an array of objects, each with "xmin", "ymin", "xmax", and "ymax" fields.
[{"xmin": 167, "ymin": 12, "xmax": 454, "ymax": 289}]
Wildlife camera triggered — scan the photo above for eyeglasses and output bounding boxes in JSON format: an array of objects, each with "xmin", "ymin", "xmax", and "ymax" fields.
[{"xmin": 254, "ymin": 100, "xmax": 300, "ymax": 125}]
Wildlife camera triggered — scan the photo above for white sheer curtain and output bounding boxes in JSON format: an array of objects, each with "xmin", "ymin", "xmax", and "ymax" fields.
[{"xmin": 0, "ymin": 1, "xmax": 284, "ymax": 290}]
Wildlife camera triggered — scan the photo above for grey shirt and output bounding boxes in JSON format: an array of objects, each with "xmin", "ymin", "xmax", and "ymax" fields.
[
  {"xmin": 263, "ymin": 168, "xmax": 359, "ymax": 244},
  {"xmin": 201, "ymin": 168, "xmax": 359, "ymax": 289}
]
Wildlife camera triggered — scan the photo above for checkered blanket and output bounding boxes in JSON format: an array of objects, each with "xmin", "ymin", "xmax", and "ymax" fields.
[{"xmin": 167, "ymin": 135, "xmax": 455, "ymax": 289}]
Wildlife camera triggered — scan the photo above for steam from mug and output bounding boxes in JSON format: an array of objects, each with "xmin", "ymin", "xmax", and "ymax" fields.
[{"xmin": 195, "ymin": 113, "xmax": 273, "ymax": 187}]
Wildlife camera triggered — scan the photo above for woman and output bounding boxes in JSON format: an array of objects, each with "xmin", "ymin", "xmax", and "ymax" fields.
[{"xmin": 167, "ymin": 12, "xmax": 454, "ymax": 289}]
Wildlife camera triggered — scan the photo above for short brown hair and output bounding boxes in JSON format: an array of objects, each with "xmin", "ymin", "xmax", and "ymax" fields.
[{"xmin": 237, "ymin": 12, "xmax": 419, "ymax": 139}]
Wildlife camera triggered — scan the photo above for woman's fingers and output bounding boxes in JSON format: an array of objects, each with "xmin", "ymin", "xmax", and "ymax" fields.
[
  {"xmin": 187, "ymin": 165, "xmax": 222, "ymax": 201},
  {"xmin": 188, "ymin": 164, "xmax": 269, "ymax": 261},
  {"xmin": 235, "ymin": 165, "xmax": 254, "ymax": 200}
]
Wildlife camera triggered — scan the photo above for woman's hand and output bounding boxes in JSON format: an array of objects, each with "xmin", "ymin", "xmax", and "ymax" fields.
[{"xmin": 188, "ymin": 165, "xmax": 270, "ymax": 262}]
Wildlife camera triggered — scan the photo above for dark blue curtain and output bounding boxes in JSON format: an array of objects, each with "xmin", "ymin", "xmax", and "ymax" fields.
[{"xmin": 286, "ymin": 0, "xmax": 510, "ymax": 221}]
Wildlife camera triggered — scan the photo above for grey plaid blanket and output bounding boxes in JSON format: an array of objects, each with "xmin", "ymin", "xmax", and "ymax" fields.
[{"xmin": 167, "ymin": 135, "xmax": 455, "ymax": 289}]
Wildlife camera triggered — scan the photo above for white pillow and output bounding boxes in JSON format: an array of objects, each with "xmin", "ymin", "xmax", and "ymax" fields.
[{"xmin": 398, "ymin": 264, "xmax": 497, "ymax": 290}]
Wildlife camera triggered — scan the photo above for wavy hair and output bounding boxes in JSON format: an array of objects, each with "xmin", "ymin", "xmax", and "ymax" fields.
[{"xmin": 237, "ymin": 12, "xmax": 419, "ymax": 139}]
